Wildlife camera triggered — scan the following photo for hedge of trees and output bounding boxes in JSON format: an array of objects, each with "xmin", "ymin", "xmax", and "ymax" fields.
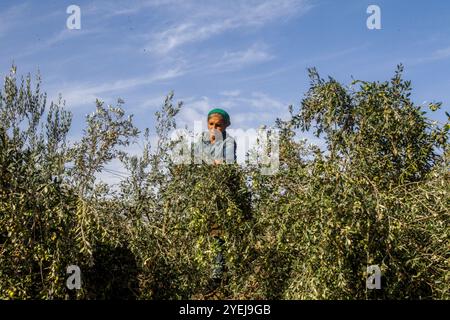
[{"xmin": 0, "ymin": 65, "xmax": 448, "ymax": 299}]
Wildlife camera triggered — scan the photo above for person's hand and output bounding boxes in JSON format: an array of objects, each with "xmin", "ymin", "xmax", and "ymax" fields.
[
  {"xmin": 213, "ymin": 159, "xmax": 223, "ymax": 165},
  {"xmin": 209, "ymin": 130, "xmax": 216, "ymax": 144}
]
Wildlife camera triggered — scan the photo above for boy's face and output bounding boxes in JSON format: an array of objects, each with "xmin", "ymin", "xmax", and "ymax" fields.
[{"xmin": 208, "ymin": 114, "xmax": 227, "ymax": 135}]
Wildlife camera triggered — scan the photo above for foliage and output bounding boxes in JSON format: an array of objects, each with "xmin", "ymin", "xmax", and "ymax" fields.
[{"xmin": 0, "ymin": 65, "xmax": 448, "ymax": 299}]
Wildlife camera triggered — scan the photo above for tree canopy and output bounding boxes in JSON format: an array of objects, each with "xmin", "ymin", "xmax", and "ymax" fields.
[{"xmin": 0, "ymin": 65, "xmax": 448, "ymax": 299}]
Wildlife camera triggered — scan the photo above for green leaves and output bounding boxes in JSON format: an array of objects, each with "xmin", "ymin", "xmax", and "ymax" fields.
[
  {"xmin": 296, "ymin": 64, "xmax": 447, "ymax": 188},
  {"xmin": 0, "ymin": 65, "xmax": 448, "ymax": 300},
  {"xmin": 429, "ymin": 102, "xmax": 442, "ymax": 112}
]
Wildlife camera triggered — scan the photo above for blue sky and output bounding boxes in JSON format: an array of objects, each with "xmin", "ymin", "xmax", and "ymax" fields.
[{"xmin": 1, "ymin": 0, "xmax": 449, "ymax": 180}]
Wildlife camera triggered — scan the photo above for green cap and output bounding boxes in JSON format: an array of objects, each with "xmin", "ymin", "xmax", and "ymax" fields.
[{"xmin": 208, "ymin": 108, "xmax": 230, "ymax": 126}]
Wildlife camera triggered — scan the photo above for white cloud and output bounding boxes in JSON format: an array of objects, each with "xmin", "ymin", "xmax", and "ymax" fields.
[
  {"xmin": 84, "ymin": 0, "xmax": 179, "ymax": 18},
  {"xmin": 176, "ymin": 96, "xmax": 211, "ymax": 128},
  {"xmin": 49, "ymin": 68, "xmax": 184, "ymax": 108},
  {"xmin": 132, "ymin": 95, "xmax": 168, "ymax": 112},
  {"xmin": 433, "ymin": 46, "xmax": 450, "ymax": 60},
  {"xmin": 220, "ymin": 90, "xmax": 241, "ymax": 97},
  {"xmin": 145, "ymin": 0, "xmax": 311, "ymax": 54},
  {"xmin": 175, "ymin": 91, "xmax": 288, "ymax": 130},
  {"xmin": 213, "ymin": 44, "xmax": 274, "ymax": 71},
  {"xmin": 407, "ymin": 45, "xmax": 450, "ymax": 66},
  {"xmin": 148, "ymin": 22, "xmax": 226, "ymax": 54},
  {"xmin": 243, "ymin": 92, "xmax": 285, "ymax": 110}
]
